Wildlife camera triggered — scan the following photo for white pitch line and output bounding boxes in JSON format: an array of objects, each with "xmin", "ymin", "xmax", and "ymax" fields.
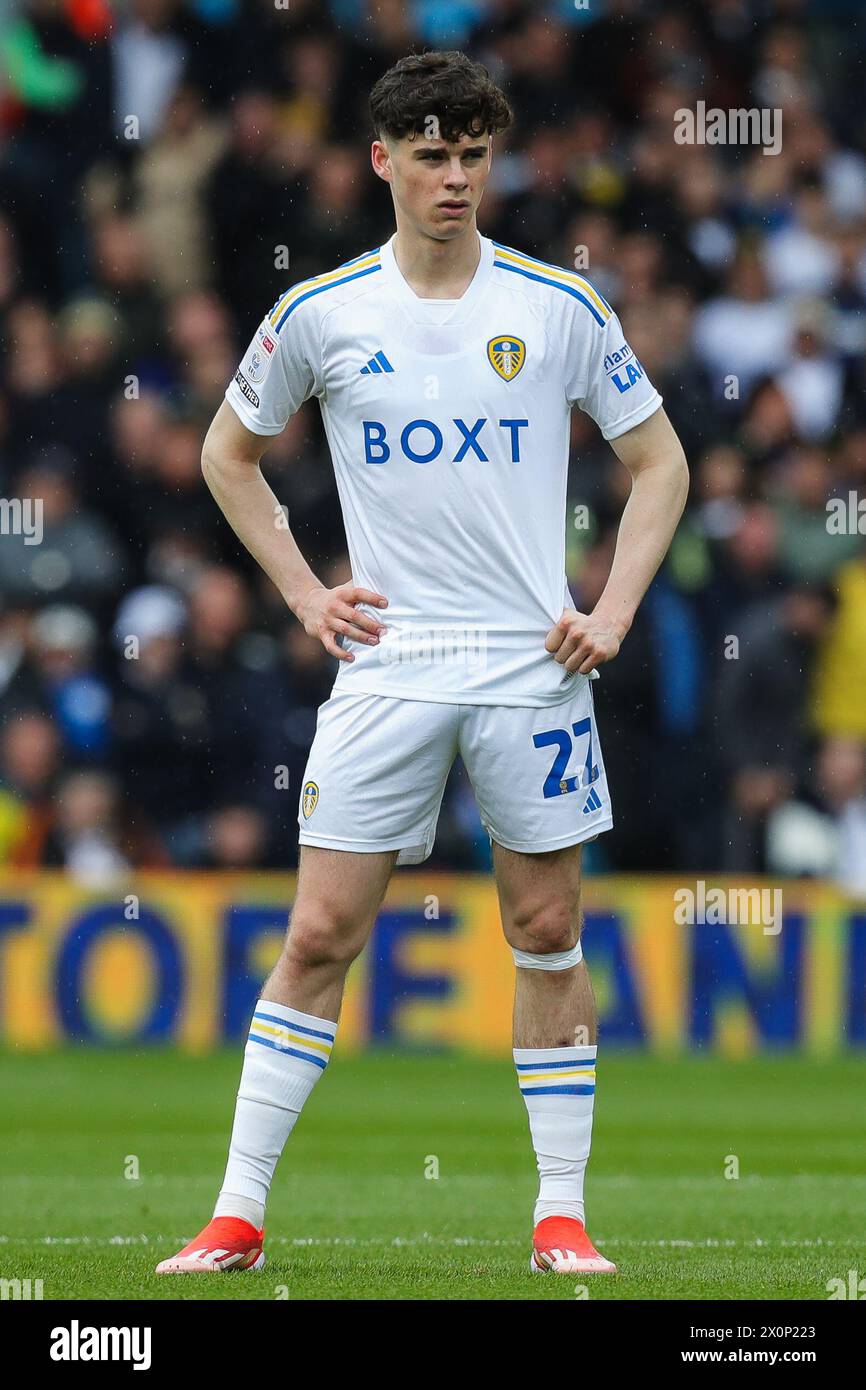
[{"xmin": 0, "ymin": 1234, "xmax": 851, "ymax": 1250}]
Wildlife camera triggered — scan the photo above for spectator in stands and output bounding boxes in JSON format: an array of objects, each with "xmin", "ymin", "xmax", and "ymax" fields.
[
  {"xmin": 767, "ymin": 736, "xmax": 866, "ymax": 898},
  {"xmin": 0, "ymin": 710, "xmax": 61, "ymax": 865},
  {"xmin": 132, "ymin": 83, "xmax": 227, "ymax": 296},
  {"xmin": 0, "ymin": 448, "xmax": 126, "ymax": 607},
  {"xmin": 693, "ymin": 247, "xmax": 793, "ymax": 403},
  {"xmin": 711, "ymin": 581, "xmax": 838, "ymax": 871},
  {"xmin": 41, "ymin": 767, "xmax": 170, "ymax": 878},
  {"xmin": 0, "ymin": 604, "xmax": 111, "ymax": 760},
  {"xmin": 771, "ymin": 444, "xmax": 861, "ymax": 584},
  {"xmin": 812, "ymin": 546, "xmax": 866, "ymax": 740}
]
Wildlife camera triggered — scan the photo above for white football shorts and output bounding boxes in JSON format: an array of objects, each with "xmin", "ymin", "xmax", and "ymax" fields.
[{"xmin": 297, "ymin": 678, "xmax": 613, "ymax": 864}]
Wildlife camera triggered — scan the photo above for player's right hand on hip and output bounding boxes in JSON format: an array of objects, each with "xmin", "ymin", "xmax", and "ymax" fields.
[{"xmin": 296, "ymin": 583, "xmax": 388, "ymax": 662}]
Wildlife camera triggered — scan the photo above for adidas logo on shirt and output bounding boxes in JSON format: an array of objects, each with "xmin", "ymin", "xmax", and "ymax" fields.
[
  {"xmin": 583, "ymin": 787, "xmax": 603, "ymax": 814},
  {"xmin": 360, "ymin": 351, "xmax": 395, "ymax": 375}
]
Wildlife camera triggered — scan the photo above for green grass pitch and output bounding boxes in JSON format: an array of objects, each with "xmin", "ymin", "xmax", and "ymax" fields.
[{"xmin": 2, "ymin": 1049, "xmax": 864, "ymax": 1300}]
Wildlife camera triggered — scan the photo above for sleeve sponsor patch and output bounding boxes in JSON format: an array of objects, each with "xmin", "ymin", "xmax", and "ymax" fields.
[
  {"xmin": 257, "ymin": 325, "xmax": 276, "ymax": 355},
  {"xmin": 603, "ymin": 341, "xmax": 645, "ymax": 393},
  {"xmin": 241, "ymin": 320, "xmax": 278, "ymax": 384},
  {"xmin": 234, "ymin": 371, "xmax": 260, "ymax": 408}
]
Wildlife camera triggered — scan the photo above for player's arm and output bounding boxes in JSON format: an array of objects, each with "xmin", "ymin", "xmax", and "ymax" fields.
[
  {"xmin": 546, "ymin": 406, "xmax": 689, "ymax": 674},
  {"xmin": 201, "ymin": 400, "xmax": 388, "ymax": 662}
]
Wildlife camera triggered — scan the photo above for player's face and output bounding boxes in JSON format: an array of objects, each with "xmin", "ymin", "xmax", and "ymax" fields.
[{"xmin": 372, "ymin": 130, "xmax": 492, "ymax": 240}]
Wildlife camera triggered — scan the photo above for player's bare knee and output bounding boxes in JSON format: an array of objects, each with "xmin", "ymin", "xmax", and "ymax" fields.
[
  {"xmin": 283, "ymin": 909, "xmax": 366, "ymax": 972},
  {"xmin": 504, "ymin": 899, "xmax": 580, "ymax": 955}
]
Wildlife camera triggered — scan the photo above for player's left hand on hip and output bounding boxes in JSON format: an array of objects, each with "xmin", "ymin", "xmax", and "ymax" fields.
[{"xmin": 544, "ymin": 608, "xmax": 622, "ymax": 675}]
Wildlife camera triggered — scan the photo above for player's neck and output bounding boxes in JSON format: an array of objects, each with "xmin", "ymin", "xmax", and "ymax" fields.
[{"xmin": 390, "ymin": 222, "xmax": 481, "ymax": 300}]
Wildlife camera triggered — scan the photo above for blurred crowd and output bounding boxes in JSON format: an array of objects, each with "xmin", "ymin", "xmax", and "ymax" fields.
[{"xmin": 1, "ymin": 0, "xmax": 866, "ymax": 888}]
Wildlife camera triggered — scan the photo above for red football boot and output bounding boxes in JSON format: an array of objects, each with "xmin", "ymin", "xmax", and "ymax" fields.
[
  {"xmin": 530, "ymin": 1215, "xmax": 617, "ymax": 1274},
  {"xmin": 155, "ymin": 1216, "xmax": 265, "ymax": 1273}
]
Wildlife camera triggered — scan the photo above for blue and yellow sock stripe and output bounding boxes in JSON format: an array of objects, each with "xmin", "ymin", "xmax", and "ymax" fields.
[
  {"xmin": 492, "ymin": 242, "xmax": 612, "ymax": 328},
  {"xmin": 247, "ymin": 1010, "xmax": 336, "ymax": 1070},
  {"xmin": 516, "ymin": 1057, "xmax": 596, "ymax": 1097},
  {"xmin": 267, "ymin": 248, "xmax": 382, "ymax": 334}
]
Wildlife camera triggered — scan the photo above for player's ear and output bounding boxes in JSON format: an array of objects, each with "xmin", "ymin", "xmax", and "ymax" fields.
[{"xmin": 371, "ymin": 139, "xmax": 392, "ymax": 184}]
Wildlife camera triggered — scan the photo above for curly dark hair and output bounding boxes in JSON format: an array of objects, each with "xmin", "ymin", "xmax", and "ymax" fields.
[{"xmin": 370, "ymin": 50, "xmax": 513, "ymax": 144}]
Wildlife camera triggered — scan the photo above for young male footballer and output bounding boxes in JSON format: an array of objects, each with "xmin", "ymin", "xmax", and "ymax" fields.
[{"xmin": 157, "ymin": 51, "xmax": 688, "ymax": 1277}]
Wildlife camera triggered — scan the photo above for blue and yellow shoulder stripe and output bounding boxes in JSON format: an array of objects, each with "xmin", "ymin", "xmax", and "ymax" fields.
[
  {"xmin": 492, "ymin": 242, "xmax": 612, "ymax": 328},
  {"xmin": 267, "ymin": 246, "xmax": 383, "ymax": 335}
]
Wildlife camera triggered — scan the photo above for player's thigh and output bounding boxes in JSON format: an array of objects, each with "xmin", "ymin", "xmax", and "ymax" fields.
[
  {"xmin": 491, "ymin": 839, "xmax": 583, "ymax": 951},
  {"xmin": 458, "ymin": 681, "xmax": 613, "ymax": 861},
  {"xmin": 298, "ymin": 690, "xmax": 459, "ymax": 864},
  {"xmin": 288, "ymin": 844, "xmax": 397, "ymax": 958}
]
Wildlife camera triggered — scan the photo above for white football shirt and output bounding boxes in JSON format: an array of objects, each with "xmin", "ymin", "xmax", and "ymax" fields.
[{"xmin": 225, "ymin": 232, "xmax": 662, "ymax": 706}]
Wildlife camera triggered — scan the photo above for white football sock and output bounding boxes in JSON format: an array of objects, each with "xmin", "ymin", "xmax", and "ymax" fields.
[
  {"xmin": 215, "ymin": 1000, "xmax": 336, "ymax": 1225},
  {"xmin": 514, "ymin": 1044, "xmax": 597, "ymax": 1227},
  {"xmin": 213, "ymin": 1192, "xmax": 264, "ymax": 1227}
]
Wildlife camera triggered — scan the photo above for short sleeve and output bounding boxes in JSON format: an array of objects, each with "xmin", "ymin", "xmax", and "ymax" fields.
[
  {"xmin": 569, "ymin": 304, "xmax": 663, "ymax": 441},
  {"xmin": 225, "ymin": 302, "xmax": 319, "ymax": 436}
]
